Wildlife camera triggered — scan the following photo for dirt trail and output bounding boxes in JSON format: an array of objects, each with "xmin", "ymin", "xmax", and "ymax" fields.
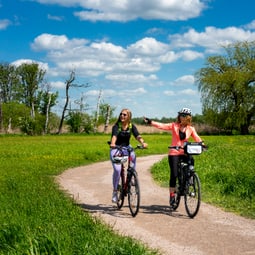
[{"xmin": 57, "ymin": 155, "xmax": 255, "ymax": 255}]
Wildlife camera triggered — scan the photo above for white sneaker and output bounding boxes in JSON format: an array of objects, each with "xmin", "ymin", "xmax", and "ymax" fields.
[{"xmin": 112, "ymin": 191, "xmax": 118, "ymax": 203}]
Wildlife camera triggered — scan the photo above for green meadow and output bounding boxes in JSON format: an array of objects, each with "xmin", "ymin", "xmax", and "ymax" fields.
[{"xmin": 0, "ymin": 134, "xmax": 254, "ymax": 254}]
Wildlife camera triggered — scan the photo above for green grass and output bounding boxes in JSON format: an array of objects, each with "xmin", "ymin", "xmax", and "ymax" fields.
[
  {"xmin": 150, "ymin": 135, "xmax": 255, "ymax": 219},
  {"xmin": 0, "ymin": 134, "xmax": 254, "ymax": 254},
  {"xmin": 0, "ymin": 134, "xmax": 159, "ymax": 255}
]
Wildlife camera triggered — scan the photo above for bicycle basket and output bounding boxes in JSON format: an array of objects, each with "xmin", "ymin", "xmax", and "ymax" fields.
[{"xmin": 184, "ymin": 142, "xmax": 202, "ymax": 155}]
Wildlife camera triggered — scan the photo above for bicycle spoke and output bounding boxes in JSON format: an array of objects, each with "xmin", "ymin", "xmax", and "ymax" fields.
[{"xmin": 184, "ymin": 173, "xmax": 201, "ymax": 218}]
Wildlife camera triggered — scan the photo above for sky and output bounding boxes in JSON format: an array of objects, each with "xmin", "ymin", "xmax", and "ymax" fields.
[{"xmin": 1, "ymin": 0, "xmax": 255, "ymax": 118}]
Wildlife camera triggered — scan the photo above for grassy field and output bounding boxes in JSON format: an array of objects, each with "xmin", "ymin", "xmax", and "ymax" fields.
[{"xmin": 0, "ymin": 134, "xmax": 254, "ymax": 254}]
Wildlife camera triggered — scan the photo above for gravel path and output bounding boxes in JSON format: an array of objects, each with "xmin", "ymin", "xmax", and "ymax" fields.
[{"xmin": 57, "ymin": 155, "xmax": 255, "ymax": 255}]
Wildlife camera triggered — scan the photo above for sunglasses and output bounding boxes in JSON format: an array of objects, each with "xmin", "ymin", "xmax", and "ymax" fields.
[
  {"xmin": 120, "ymin": 113, "xmax": 127, "ymax": 117},
  {"xmin": 179, "ymin": 113, "xmax": 188, "ymax": 117}
]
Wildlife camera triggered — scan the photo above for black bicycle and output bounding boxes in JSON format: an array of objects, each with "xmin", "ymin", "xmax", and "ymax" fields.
[
  {"xmin": 110, "ymin": 144, "xmax": 144, "ymax": 217},
  {"xmin": 169, "ymin": 142, "xmax": 206, "ymax": 218}
]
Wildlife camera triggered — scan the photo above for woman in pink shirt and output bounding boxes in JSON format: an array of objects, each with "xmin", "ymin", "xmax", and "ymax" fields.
[{"xmin": 144, "ymin": 108, "xmax": 204, "ymax": 207}]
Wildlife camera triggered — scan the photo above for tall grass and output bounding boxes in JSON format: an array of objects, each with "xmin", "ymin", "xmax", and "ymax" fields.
[
  {"xmin": 150, "ymin": 135, "xmax": 255, "ymax": 218},
  {"xmin": 0, "ymin": 134, "xmax": 254, "ymax": 254}
]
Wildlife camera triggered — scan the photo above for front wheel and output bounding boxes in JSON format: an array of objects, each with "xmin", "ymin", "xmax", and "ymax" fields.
[
  {"xmin": 184, "ymin": 172, "xmax": 201, "ymax": 218},
  {"xmin": 128, "ymin": 170, "xmax": 140, "ymax": 217}
]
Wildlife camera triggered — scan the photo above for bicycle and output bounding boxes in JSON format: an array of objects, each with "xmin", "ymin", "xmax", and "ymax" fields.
[
  {"xmin": 109, "ymin": 143, "xmax": 144, "ymax": 217},
  {"xmin": 169, "ymin": 141, "xmax": 206, "ymax": 218}
]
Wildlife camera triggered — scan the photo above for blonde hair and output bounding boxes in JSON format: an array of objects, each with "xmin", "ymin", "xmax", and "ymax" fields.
[
  {"xmin": 177, "ymin": 114, "xmax": 192, "ymax": 126},
  {"xmin": 116, "ymin": 108, "xmax": 132, "ymax": 124}
]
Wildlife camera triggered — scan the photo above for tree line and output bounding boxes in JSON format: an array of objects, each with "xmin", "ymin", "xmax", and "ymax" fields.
[
  {"xmin": 0, "ymin": 62, "xmax": 113, "ymax": 135},
  {"xmin": 0, "ymin": 41, "xmax": 254, "ymax": 135}
]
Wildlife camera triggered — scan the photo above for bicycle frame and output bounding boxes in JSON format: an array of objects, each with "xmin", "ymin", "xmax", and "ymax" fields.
[
  {"xmin": 177, "ymin": 155, "xmax": 194, "ymax": 195},
  {"xmin": 169, "ymin": 142, "xmax": 204, "ymax": 218},
  {"xmin": 110, "ymin": 144, "xmax": 143, "ymax": 217}
]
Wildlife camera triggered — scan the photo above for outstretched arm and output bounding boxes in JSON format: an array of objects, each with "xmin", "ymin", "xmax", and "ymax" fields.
[{"xmin": 144, "ymin": 117, "xmax": 173, "ymax": 131}]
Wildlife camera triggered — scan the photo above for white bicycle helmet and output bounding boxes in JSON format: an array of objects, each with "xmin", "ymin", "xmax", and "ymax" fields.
[
  {"xmin": 112, "ymin": 156, "xmax": 128, "ymax": 164},
  {"xmin": 178, "ymin": 107, "xmax": 192, "ymax": 116}
]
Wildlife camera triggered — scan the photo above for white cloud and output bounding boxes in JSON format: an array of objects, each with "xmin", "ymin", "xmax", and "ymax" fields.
[
  {"xmin": 31, "ymin": 33, "xmax": 88, "ymax": 51},
  {"xmin": 164, "ymin": 88, "xmax": 198, "ymax": 97},
  {"xmin": 179, "ymin": 50, "xmax": 204, "ymax": 61},
  {"xmin": 244, "ymin": 20, "xmax": 255, "ymax": 30},
  {"xmin": 180, "ymin": 88, "xmax": 198, "ymax": 96},
  {"xmin": 11, "ymin": 59, "xmax": 49, "ymax": 72},
  {"xmin": 128, "ymin": 37, "xmax": 169, "ymax": 56},
  {"xmin": 33, "ymin": 0, "xmax": 206, "ymax": 22},
  {"xmin": 86, "ymin": 87, "xmax": 146, "ymax": 99},
  {"xmin": 47, "ymin": 14, "xmax": 64, "ymax": 21},
  {"xmin": 50, "ymin": 81, "xmax": 65, "ymax": 89},
  {"xmin": 29, "ymin": 22, "xmax": 255, "ymax": 88},
  {"xmin": 164, "ymin": 90, "xmax": 175, "ymax": 96},
  {"xmin": 169, "ymin": 26, "xmax": 255, "ymax": 53},
  {"xmin": 171, "ymin": 75, "xmax": 195, "ymax": 86},
  {"xmin": 0, "ymin": 19, "xmax": 11, "ymax": 30},
  {"xmin": 30, "ymin": 34, "xmax": 167, "ymax": 79},
  {"xmin": 106, "ymin": 74, "xmax": 157, "ymax": 83},
  {"xmin": 146, "ymin": 27, "xmax": 165, "ymax": 36}
]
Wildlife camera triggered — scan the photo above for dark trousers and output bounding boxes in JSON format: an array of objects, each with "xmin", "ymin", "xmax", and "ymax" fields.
[{"xmin": 168, "ymin": 155, "xmax": 194, "ymax": 188}]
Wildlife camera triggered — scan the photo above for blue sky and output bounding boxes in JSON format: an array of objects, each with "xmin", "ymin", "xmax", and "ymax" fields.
[{"xmin": 1, "ymin": 0, "xmax": 255, "ymax": 118}]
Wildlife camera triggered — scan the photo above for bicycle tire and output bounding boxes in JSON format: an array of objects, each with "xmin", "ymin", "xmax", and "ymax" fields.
[
  {"xmin": 184, "ymin": 172, "xmax": 201, "ymax": 218},
  {"xmin": 116, "ymin": 170, "xmax": 125, "ymax": 209},
  {"xmin": 128, "ymin": 170, "xmax": 140, "ymax": 217}
]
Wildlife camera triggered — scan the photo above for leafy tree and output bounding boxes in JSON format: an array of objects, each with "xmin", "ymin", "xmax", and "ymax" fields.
[
  {"xmin": 195, "ymin": 41, "xmax": 255, "ymax": 134},
  {"xmin": 0, "ymin": 63, "xmax": 20, "ymax": 103},
  {"xmin": 16, "ymin": 62, "xmax": 46, "ymax": 119},
  {"xmin": 2, "ymin": 102, "xmax": 30, "ymax": 133},
  {"xmin": 0, "ymin": 63, "xmax": 20, "ymax": 130},
  {"xmin": 0, "ymin": 62, "xmax": 60, "ymax": 134},
  {"xmin": 38, "ymin": 87, "xmax": 58, "ymax": 134},
  {"xmin": 66, "ymin": 111, "xmax": 93, "ymax": 133},
  {"xmin": 99, "ymin": 103, "xmax": 115, "ymax": 123}
]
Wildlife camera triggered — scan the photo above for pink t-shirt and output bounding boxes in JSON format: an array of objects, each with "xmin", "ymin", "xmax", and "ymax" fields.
[{"xmin": 151, "ymin": 121, "xmax": 202, "ymax": 156}]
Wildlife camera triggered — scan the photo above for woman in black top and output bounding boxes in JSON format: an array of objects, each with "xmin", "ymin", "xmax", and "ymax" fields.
[{"xmin": 109, "ymin": 108, "xmax": 147, "ymax": 203}]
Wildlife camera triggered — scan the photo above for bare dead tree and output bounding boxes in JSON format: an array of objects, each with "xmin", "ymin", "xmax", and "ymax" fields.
[
  {"xmin": 104, "ymin": 104, "xmax": 111, "ymax": 133},
  {"xmin": 94, "ymin": 89, "xmax": 102, "ymax": 133},
  {"xmin": 57, "ymin": 71, "xmax": 75, "ymax": 134},
  {"xmin": 44, "ymin": 92, "xmax": 52, "ymax": 134},
  {"xmin": 57, "ymin": 70, "xmax": 91, "ymax": 134}
]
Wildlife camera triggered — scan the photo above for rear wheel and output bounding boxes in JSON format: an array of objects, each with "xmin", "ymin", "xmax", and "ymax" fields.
[
  {"xmin": 184, "ymin": 172, "xmax": 201, "ymax": 218},
  {"xmin": 116, "ymin": 170, "xmax": 125, "ymax": 209},
  {"xmin": 128, "ymin": 170, "xmax": 140, "ymax": 217}
]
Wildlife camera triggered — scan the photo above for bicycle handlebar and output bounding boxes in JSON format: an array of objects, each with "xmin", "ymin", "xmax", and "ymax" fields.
[
  {"xmin": 107, "ymin": 141, "xmax": 146, "ymax": 151},
  {"xmin": 168, "ymin": 142, "xmax": 208, "ymax": 151}
]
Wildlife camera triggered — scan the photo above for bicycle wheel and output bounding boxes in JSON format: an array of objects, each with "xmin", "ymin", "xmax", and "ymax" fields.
[
  {"xmin": 128, "ymin": 170, "xmax": 140, "ymax": 217},
  {"xmin": 116, "ymin": 170, "xmax": 125, "ymax": 209},
  {"xmin": 184, "ymin": 172, "xmax": 201, "ymax": 218}
]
